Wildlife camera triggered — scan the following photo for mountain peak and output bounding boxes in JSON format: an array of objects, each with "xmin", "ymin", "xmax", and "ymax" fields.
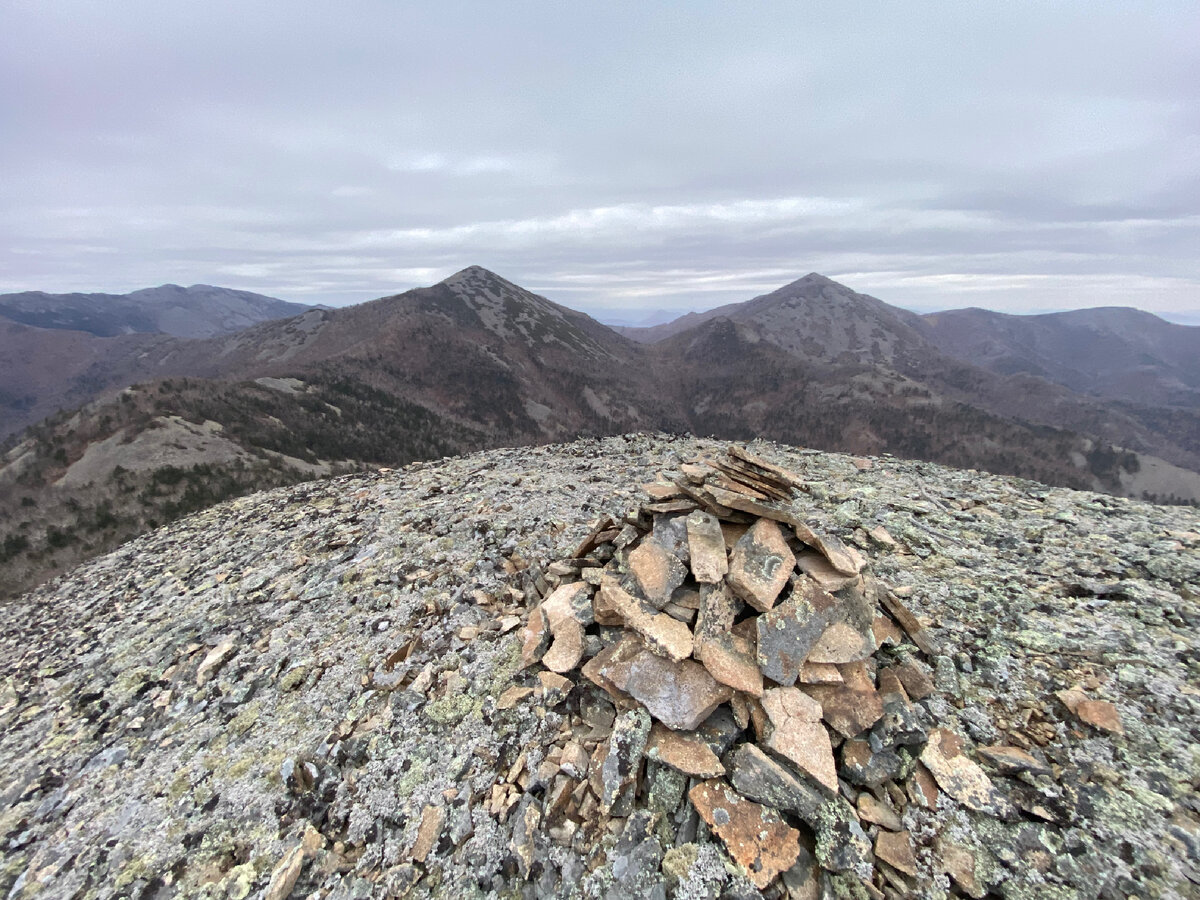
[
  {"xmin": 441, "ymin": 265, "xmax": 512, "ymax": 288},
  {"xmin": 772, "ymin": 272, "xmax": 847, "ymax": 295}
]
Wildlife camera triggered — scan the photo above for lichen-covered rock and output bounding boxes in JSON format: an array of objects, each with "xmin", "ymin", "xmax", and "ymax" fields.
[{"xmin": 0, "ymin": 433, "xmax": 1196, "ymax": 899}]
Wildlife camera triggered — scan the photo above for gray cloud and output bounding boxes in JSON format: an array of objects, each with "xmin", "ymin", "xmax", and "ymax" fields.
[{"xmin": 1, "ymin": 1, "xmax": 1197, "ymax": 319}]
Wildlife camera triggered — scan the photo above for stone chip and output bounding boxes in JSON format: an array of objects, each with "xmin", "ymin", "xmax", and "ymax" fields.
[{"xmin": 920, "ymin": 728, "xmax": 1015, "ymax": 819}]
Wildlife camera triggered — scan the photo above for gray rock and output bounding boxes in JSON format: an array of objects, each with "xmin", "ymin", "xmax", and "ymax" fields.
[
  {"xmin": 756, "ymin": 579, "xmax": 841, "ymax": 685},
  {"xmin": 600, "ymin": 707, "xmax": 652, "ymax": 816},
  {"xmin": 727, "ymin": 743, "xmax": 826, "ymax": 823},
  {"xmin": 622, "ymin": 651, "xmax": 732, "ymax": 732}
]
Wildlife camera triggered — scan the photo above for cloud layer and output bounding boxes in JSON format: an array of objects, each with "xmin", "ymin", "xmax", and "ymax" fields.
[{"xmin": 1, "ymin": 2, "xmax": 1197, "ymax": 320}]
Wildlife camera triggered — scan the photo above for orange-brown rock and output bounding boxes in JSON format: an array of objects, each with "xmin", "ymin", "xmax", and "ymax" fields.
[
  {"xmin": 581, "ymin": 634, "xmax": 642, "ymax": 705},
  {"xmin": 874, "ymin": 830, "xmax": 917, "ymax": 876},
  {"xmin": 791, "ymin": 524, "xmax": 862, "ymax": 577},
  {"xmin": 520, "ymin": 606, "xmax": 550, "ymax": 668},
  {"xmin": 685, "ymin": 510, "xmax": 729, "ymax": 583},
  {"xmin": 688, "ymin": 779, "xmax": 802, "ymax": 889},
  {"xmin": 761, "ymin": 687, "xmax": 838, "ymax": 793},
  {"xmin": 695, "ymin": 631, "xmax": 764, "ymax": 697},
  {"xmin": 798, "ymin": 661, "xmax": 844, "ymax": 684},
  {"xmin": 1057, "ymin": 689, "xmax": 1124, "ymax": 735},
  {"xmin": 890, "ymin": 658, "xmax": 935, "ymax": 700},
  {"xmin": 938, "ymin": 841, "xmax": 986, "ymax": 898},
  {"xmin": 497, "ymin": 686, "xmax": 534, "ymax": 710},
  {"xmin": 872, "ymin": 614, "xmax": 904, "ymax": 647},
  {"xmin": 978, "ymin": 745, "xmax": 1051, "ymax": 776},
  {"xmin": 600, "ymin": 579, "xmax": 693, "ymax": 662},
  {"xmin": 857, "ymin": 794, "xmax": 903, "ymax": 832},
  {"xmin": 756, "ymin": 579, "xmax": 841, "ymax": 685},
  {"xmin": 907, "ymin": 762, "xmax": 940, "ymax": 809},
  {"xmin": 646, "ymin": 722, "xmax": 725, "ymax": 777},
  {"xmin": 628, "ymin": 537, "xmax": 687, "ymax": 608},
  {"xmin": 621, "ymin": 650, "xmax": 732, "ymax": 731},
  {"xmin": 837, "ymin": 660, "xmax": 875, "ymax": 692},
  {"xmin": 642, "ymin": 481, "xmax": 684, "ymax": 501},
  {"xmin": 728, "ymin": 518, "xmax": 795, "ymax": 612},
  {"xmin": 920, "ymin": 729, "xmax": 1015, "ymax": 819},
  {"xmin": 795, "ymin": 550, "xmax": 858, "ymax": 592},
  {"xmin": 1077, "ymin": 699, "xmax": 1123, "ymax": 734},
  {"xmin": 805, "ymin": 620, "xmax": 874, "ymax": 664},
  {"xmin": 409, "ymin": 804, "xmax": 445, "ymax": 864},
  {"xmin": 541, "ymin": 618, "xmax": 584, "ymax": 673},
  {"xmin": 802, "ymin": 684, "xmax": 884, "ymax": 739}
]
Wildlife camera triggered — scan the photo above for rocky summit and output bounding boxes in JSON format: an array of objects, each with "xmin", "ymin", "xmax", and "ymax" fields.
[{"xmin": 1, "ymin": 435, "xmax": 1198, "ymax": 899}]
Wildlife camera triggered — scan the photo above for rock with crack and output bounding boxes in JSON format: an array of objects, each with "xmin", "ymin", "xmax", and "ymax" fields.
[
  {"xmin": 802, "ymin": 683, "xmax": 885, "ymax": 739},
  {"xmin": 694, "ymin": 630, "xmax": 763, "ymax": 697},
  {"xmin": 760, "ymin": 687, "xmax": 839, "ymax": 794},
  {"xmin": 756, "ymin": 579, "xmax": 841, "ymax": 685},
  {"xmin": 628, "ymin": 536, "xmax": 688, "ymax": 608},
  {"xmin": 542, "ymin": 586, "xmax": 594, "ymax": 662},
  {"xmin": 795, "ymin": 550, "xmax": 858, "ymax": 592},
  {"xmin": 600, "ymin": 707, "xmax": 652, "ymax": 816},
  {"xmin": 727, "ymin": 742, "xmax": 826, "ymax": 823},
  {"xmin": 727, "ymin": 517, "xmax": 795, "ymax": 611},
  {"xmin": 600, "ymin": 578, "xmax": 694, "ymax": 662},
  {"xmin": 688, "ymin": 779, "xmax": 802, "ymax": 889},
  {"xmin": 645, "ymin": 722, "xmax": 725, "ymax": 778},
  {"xmin": 685, "ymin": 510, "xmax": 729, "ymax": 583}
]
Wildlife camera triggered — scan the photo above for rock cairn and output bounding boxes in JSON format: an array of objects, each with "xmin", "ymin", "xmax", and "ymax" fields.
[{"xmin": 516, "ymin": 446, "xmax": 1095, "ymax": 898}]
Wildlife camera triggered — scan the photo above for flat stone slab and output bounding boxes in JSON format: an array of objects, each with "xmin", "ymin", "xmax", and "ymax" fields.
[
  {"xmin": 623, "ymin": 650, "xmax": 732, "ymax": 731},
  {"xmin": 685, "ymin": 510, "xmax": 728, "ymax": 583},
  {"xmin": 875, "ymin": 829, "xmax": 917, "ymax": 876},
  {"xmin": 857, "ymin": 794, "xmax": 903, "ymax": 832},
  {"xmin": 802, "ymin": 684, "xmax": 885, "ymax": 739},
  {"xmin": 756, "ymin": 580, "xmax": 841, "ymax": 685},
  {"xmin": 695, "ymin": 631, "xmax": 763, "ymax": 697},
  {"xmin": 628, "ymin": 537, "xmax": 687, "ymax": 608},
  {"xmin": 727, "ymin": 742, "xmax": 826, "ymax": 823},
  {"xmin": 601, "ymin": 578, "xmax": 694, "ymax": 662},
  {"xmin": 920, "ymin": 728, "xmax": 1016, "ymax": 819},
  {"xmin": 805, "ymin": 620, "xmax": 874, "ymax": 664},
  {"xmin": 600, "ymin": 707, "xmax": 651, "ymax": 816},
  {"xmin": 761, "ymin": 687, "xmax": 839, "ymax": 794},
  {"xmin": 646, "ymin": 722, "xmax": 725, "ymax": 778},
  {"xmin": 727, "ymin": 517, "xmax": 795, "ymax": 612},
  {"xmin": 795, "ymin": 550, "xmax": 858, "ymax": 592},
  {"xmin": 791, "ymin": 524, "xmax": 862, "ymax": 577},
  {"xmin": 689, "ymin": 779, "xmax": 802, "ymax": 889},
  {"xmin": 978, "ymin": 745, "xmax": 1051, "ymax": 776},
  {"xmin": 1057, "ymin": 688, "xmax": 1124, "ymax": 734}
]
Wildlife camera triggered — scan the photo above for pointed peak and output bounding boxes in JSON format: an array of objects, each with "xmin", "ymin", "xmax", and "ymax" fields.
[{"xmin": 441, "ymin": 265, "xmax": 511, "ymax": 287}]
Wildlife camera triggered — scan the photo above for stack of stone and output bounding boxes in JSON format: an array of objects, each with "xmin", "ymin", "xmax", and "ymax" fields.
[{"xmin": 518, "ymin": 447, "xmax": 1013, "ymax": 897}]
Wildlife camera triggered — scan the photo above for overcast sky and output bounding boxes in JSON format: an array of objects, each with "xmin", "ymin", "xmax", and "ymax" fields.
[{"xmin": 2, "ymin": 2, "xmax": 1198, "ymax": 323}]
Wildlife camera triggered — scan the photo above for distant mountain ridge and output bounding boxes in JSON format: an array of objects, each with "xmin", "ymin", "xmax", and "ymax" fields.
[
  {"xmin": 0, "ymin": 283, "xmax": 313, "ymax": 338},
  {"xmin": 622, "ymin": 281, "xmax": 1200, "ymax": 411},
  {"xmin": 912, "ymin": 305, "xmax": 1200, "ymax": 408},
  {"xmin": 3, "ymin": 265, "xmax": 1199, "ymax": 600}
]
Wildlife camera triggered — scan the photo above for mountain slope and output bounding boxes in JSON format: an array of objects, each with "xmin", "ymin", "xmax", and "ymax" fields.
[
  {"xmin": 914, "ymin": 305, "xmax": 1200, "ymax": 408},
  {"xmin": 0, "ymin": 283, "xmax": 313, "ymax": 338},
  {"xmin": 0, "ymin": 285, "xmax": 315, "ymax": 439}
]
